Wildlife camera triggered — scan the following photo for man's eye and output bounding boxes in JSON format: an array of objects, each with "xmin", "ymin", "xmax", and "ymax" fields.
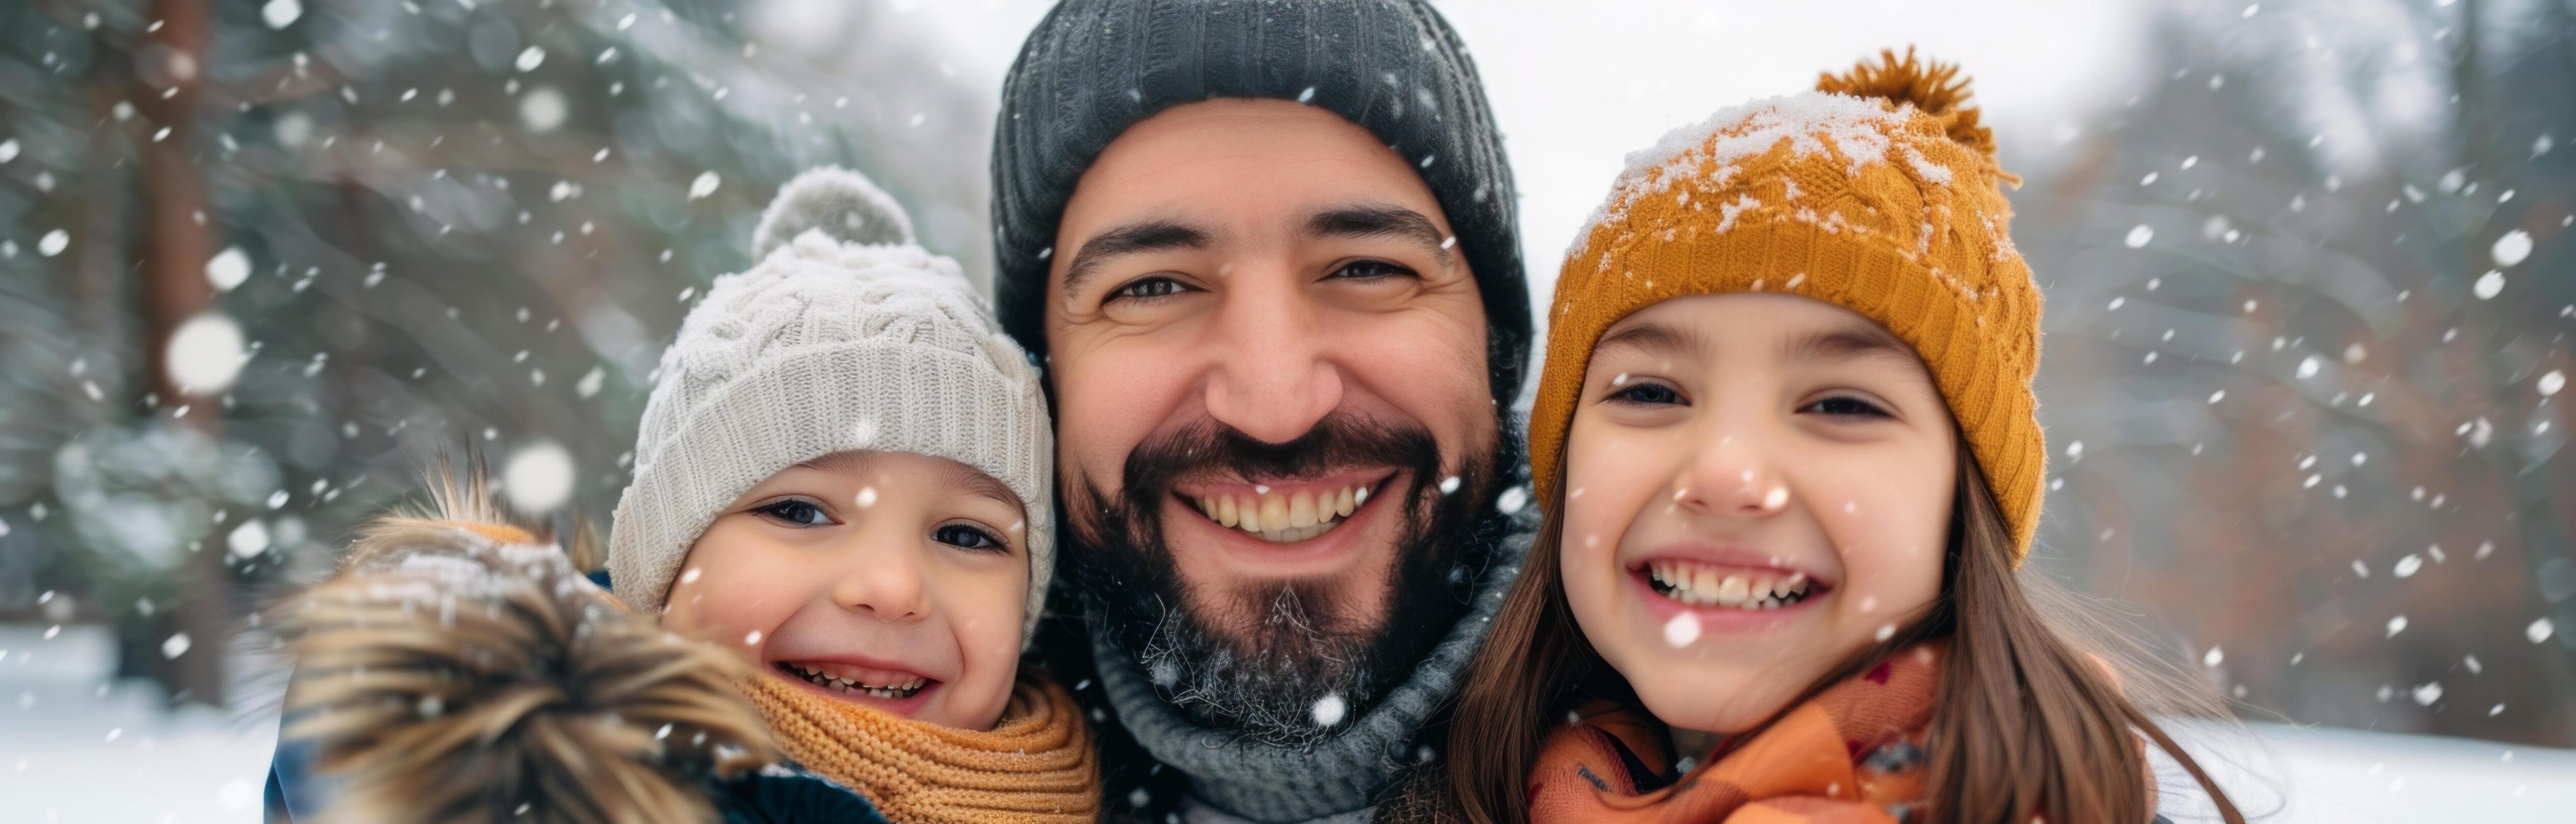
[
  {"xmin": 1606, "ymin": 381, "xmax": 1686, "ymax": 406},
  {"xmin": 933, "ymin": 523, "xmax": 1007, "ymax": 553},
  {"xmin": 1330, "ymin": 259, "xmax": 1414, "ymax": 280},
  {"xmin": 1110, "ymin": 276, "xmax": 1188, "ymax": 301},
  {"xmin": 754, "ymin": 499, "xmax": 834, "ymax": 527},
  {"xmin": 1801, "ymin": 396, "xmax": 1889, "ymax": 418}
]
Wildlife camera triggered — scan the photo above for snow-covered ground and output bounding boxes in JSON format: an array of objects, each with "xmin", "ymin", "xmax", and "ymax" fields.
[
  {"xmin": 2159, "ymin": 718, "xmax": 2576, "ymax": 821},
  {"xmin": 0, "ymin": 625, "xmax": 277, "ymax": 823},
  {"xmin": 3, "ymin": 622, "xmax": 2570, "ymax": 821}
]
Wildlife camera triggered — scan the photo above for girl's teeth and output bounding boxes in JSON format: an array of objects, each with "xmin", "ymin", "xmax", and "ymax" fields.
[
  {"xmin": 1648, "ymin": 562, "xmax": 1812, "ymax": 610},
  {"xmin": 1715, "ymin": 574, "xmax": 1750, "ymax": 607}
]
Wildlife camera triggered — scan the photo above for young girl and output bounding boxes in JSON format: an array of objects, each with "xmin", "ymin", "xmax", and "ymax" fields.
[
  {"xmin": 274, "ymin": 168, "xmax": 1097, "ymax": 823},
  {"xmin": 1442, "ymin": 52, "xmax": 2242, "ymax": 823}
]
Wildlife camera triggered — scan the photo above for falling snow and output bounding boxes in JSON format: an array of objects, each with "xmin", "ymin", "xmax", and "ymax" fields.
[
  {"xmin": 1311, "ymin": 693, "xmax": 1346, "ymax": 726},
  {"xmin": 2492, "ymin": 230, "xmax": 2533, "ymax": 268},
  {"xmin": 205, "ymin": 247, "xmax": 251, "ymax": 292},
  {"xmin": 1664, "ymin": 612, "xmax": 1701, "ymax": 647},
  {"xmin": 501, "ymin": 442, "xmax": 576, "ymax": 515}
]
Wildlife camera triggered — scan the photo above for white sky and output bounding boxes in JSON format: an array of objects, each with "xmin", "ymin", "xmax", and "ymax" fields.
[{"xmin": 891, "ymin": 0, "xmax": 2154, "ymax": 300}]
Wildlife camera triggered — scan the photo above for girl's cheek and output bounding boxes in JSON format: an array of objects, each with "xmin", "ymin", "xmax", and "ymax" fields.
[
  {"xmin": 1816, "ymin": 460, "xmax": 1949, "ymax": 625},
  {"xmin": 1558, "ymin": 428, "xmax": 1666, "ymax": 615}
]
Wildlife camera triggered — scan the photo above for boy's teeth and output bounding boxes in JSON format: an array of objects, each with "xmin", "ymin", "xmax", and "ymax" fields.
[
  {"xmin": 784, "ymin": 664, "xmax": 928, "ymax": 698},
  {"xmin": 1189, "ymin": 483, "xmax": 1371, "ymax": 544},
  {"xmin": 1647, "ymin": 562, "xmax": 1812, "ymax": 610}
]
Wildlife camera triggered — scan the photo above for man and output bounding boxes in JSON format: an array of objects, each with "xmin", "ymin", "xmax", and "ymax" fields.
[{"xmin": 989, "ymin": 2, "xmax": 1536, "ymax": 821}]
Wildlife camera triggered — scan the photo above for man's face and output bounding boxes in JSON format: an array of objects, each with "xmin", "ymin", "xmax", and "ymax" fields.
[{"xmin": 1044, "ymin": 99, "xmax": 1504, "ymax": 741}]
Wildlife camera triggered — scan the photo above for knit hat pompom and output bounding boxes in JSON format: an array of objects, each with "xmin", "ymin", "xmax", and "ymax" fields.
[
  {"xmin": 1815, "ymin": 48, "xmax": 2015, "ymax": 185},
  {"xmin": 751, "ymin": 166, "xmax": 916, "ymax": 261}
]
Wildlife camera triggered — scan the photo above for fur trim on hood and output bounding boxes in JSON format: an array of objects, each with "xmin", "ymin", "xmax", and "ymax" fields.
[{"xmin": 272, "ymin": 468, "xmax": 776, "ymax": 824}]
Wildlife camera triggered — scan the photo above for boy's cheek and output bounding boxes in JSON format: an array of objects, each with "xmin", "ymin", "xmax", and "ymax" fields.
[
  {"xmin": 659, "ymin": 535, "xmax": 798, "ymax": 658},
  {"xmin": 934, "ymin": 571, "xmax": 1033, "ymax": 731}
]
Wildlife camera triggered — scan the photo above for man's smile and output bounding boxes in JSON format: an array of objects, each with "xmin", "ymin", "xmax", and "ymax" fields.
[{"xmin": 1175, "ymin": 470, "xmax": 1393, "ymax": 543}]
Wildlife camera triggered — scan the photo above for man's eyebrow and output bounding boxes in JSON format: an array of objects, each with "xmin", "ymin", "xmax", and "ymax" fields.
[
  {"xmin": 1594, "ymin": 320, "xmax": 1711, "ymax": 359},
  {"xmin": 1060, "ymin": 219, "xmax": 1213, "ymax": 297},
  {"xmin": 1303, "ymin": 204, "xmax": 1453, "ymax": 265}
]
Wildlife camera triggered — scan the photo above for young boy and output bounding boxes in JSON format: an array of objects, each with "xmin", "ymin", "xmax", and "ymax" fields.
[{"xmin": 273, "ymin": 168, "xmax": 1096, "ymax": 823}]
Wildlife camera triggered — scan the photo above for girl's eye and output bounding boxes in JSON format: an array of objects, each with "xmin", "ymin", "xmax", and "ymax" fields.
[
  {"xmin": 1801, "ymin": 395, "xmax": 1890, "ymax": 419},
  {"xmin": 1330, "ymin": 259, "xmax": 1415, "ymax": 280},
  {"xmin": 753, "ymin": 499, "xmax": 836, "ymax": 527},
  {"xmin": 933, "ymin": 523, "xmax": 1009, "ymax": 554},
  {"xmin": 1606, "ymin": 380, "xmax": 1686, "ymax": 406},
  {"xmin": 1109, "ymin": 276, "xmax": 1189, "ymax": 302}
]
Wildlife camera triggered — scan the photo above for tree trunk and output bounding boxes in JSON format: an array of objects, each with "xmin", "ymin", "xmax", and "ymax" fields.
[{"xmin": 133, "ymin": 0, "xmax": 227, "ymax": 708}]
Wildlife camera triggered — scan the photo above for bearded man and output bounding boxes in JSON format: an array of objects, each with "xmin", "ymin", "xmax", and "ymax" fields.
[{"xmin": 988, "ymin": 2, "xmax": 1538, "ymax": 821}]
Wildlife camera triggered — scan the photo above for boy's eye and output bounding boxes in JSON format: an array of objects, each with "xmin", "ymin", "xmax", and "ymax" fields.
[
  {"xmin": 1330, "ymin": 259, "xmax": 1414, "ymax": 280},
  {"xmin": 1606, "ymin": 380, "xmax": 1686, "ymax": 406},
  {"xmin": 753, "ymin": 499, "xmax": 836, "ymax": 527},
  {"xmin": 1801, "ymin": 395, "xmax": 1889, "ymax": 419},
  {"xmin": 1109, "ymin": 276, "xmax": 1190, "ymax": 302},
  {"xmin": 933, "ymin": 523, "xmax": 1008, "ymax": 554}
]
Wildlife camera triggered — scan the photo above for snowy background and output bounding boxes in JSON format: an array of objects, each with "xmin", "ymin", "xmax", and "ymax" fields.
[{"xmin": 3, "ymin": 0, "xmax": 2573, "ymax": 819}]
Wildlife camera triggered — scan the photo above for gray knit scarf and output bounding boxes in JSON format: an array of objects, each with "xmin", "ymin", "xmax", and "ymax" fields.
[{"xmin": 1089, "ymin": 522, "xmax": 1534, "ymax": 822}]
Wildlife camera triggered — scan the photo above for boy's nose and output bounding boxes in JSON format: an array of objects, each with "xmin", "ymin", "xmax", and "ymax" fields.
[{"xmin": 831, "ymin": 547, "xmax": 928, "ymax": 622}]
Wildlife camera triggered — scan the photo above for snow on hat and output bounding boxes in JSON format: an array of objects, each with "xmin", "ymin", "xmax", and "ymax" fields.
[
  {"xmin": 608, "ymin": 166, "xmax": 1056, "ymax": 643},
  {"xmin": 1531, "ymin": 50, "xmax": 2047, "ymax": 562}
]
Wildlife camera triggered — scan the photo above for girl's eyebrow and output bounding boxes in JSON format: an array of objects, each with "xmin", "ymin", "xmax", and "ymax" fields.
[
  {"xmin": 1782, "ymin": 322, "xmax": 1916, "ymax": 367},
  {"xmin": 1595, "ymin": 320, "xmax": 1710, "ymax": 359}
]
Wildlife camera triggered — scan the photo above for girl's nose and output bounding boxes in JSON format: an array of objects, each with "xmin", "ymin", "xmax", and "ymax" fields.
[
  {"xmin": 1676, "ymin": 431, "xmax": 1792, "ymax": 518},
  {"xmin": 831, "ymin": 541, "xmax": 928, "ymax": 621}
]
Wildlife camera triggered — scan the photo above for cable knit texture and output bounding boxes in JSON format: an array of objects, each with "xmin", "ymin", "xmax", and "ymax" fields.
[
  {"xmin": 990, "ymin": 0, "xmax": 1532, "ymax": 405},
  {"xmin": 608, "ymin": 167, "xmax": 1056, "ymax": 639},
  {"xmin": 1090, "ymin": 522, "xmax": 1534, "ymax": 821},
  {"xmin": 1530, "ymin": 50, "xmax": 2046, "ymax": 561},
  {"xmin": 740, "ymin": 671, "xmax": 1098, "ymax": 823}
]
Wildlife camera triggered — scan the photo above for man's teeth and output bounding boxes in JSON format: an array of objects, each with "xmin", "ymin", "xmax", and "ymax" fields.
[
  {"xmin": 784, "ymin": 663, "xmax": 926, "ymax": 699},
  {"xmin": 1191, "ymin": 483, "xmax": 1369, "ymax": 543},
  {"xmin": 1646, "ymin": 562, "xmax": 1813, "ymax": 610}
]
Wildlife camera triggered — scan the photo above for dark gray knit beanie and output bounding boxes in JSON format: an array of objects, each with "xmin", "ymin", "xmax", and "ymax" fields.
[{"xmin": 991, "ymin": 0, "xmax": 1532, "ymax": 405}]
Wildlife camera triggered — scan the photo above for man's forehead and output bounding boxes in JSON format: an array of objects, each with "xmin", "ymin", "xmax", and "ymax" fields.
[{"xmin": 1065, "ymin": 100, "xmax": 1447, "ymax": 230}]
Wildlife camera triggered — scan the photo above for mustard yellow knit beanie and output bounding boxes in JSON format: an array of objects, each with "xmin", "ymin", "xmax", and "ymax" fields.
[{"xmin": 1529, "ymin": 50, "xmax": 2046, "ymax": 562}]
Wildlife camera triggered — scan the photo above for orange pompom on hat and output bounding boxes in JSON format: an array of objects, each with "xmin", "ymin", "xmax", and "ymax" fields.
[{"xmin": 1529, "ymin": 49, "xmax": 2048, "ymax": 562}]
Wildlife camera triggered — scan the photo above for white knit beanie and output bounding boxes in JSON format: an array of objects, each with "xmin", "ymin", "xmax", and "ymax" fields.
[{"xmin": 607, "ymin": 167, "xmax": 1055, "ymax": 645}]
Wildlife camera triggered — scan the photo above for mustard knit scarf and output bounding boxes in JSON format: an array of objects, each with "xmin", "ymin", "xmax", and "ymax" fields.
[{"xmin": 738, "ymin": 671, "xmax": 1098, "ymax": 823}]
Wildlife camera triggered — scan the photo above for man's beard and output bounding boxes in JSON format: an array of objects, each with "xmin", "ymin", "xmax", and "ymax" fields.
[{"xmin": 1060, "ymin": 409, "xmax": 1518, "ymax": 747}]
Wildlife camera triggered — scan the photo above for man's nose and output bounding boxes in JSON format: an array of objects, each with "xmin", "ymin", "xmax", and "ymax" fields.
[
  {"xmin": 1201, "ymin": 273, "xmax": 1345, "ymax": 444},
  {"xmin": 830, "ymin": 538, "xmax": 928, "ymax": 622}
]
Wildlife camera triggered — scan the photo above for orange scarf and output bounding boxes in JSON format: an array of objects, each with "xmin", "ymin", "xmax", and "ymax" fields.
[
  {"xmin": 1528, "ymin": 645, "xmax": 1943, "ymax": 823},
  {"xmin": 737, "ymin": 670, "xmax": 1099, "ymax": 824}
]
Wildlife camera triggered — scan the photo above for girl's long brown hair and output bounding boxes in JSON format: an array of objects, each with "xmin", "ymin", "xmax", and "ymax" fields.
[{"xmin": 1443, "ymin": 447, "xmax": 2247, "ymax": 823}]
